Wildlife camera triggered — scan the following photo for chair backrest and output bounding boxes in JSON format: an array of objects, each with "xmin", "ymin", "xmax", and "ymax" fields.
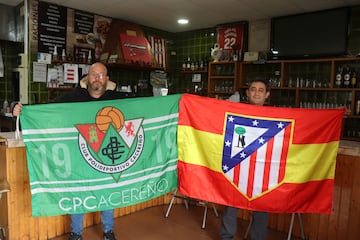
[{"xmin": 0, "ymin": 179, "xmax": 10, "ymax": 198}]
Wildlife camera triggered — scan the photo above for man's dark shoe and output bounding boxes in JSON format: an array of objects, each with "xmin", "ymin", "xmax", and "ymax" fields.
[
  {"xmin": 103, "ymin": 230, "xmax": 116, "ymax": 240},
  {"xmin": 68, "ymin": 232, "xmax": 82, "ymax": 240}
]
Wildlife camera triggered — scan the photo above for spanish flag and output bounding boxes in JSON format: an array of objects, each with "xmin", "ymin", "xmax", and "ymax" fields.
[{"xmin": 177, "ymin": 94, "xmax": 344, "ymax": 214}]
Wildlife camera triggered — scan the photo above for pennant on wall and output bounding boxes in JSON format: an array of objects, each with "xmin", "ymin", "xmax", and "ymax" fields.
[{"xmin": 148, "ymin": 35, "xmax": 167, "ymax": 70}]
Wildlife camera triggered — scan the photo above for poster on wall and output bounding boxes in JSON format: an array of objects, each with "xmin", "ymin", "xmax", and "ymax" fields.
[
  {"xmin": 74, "ymin": 10, "xmax": 94, "ymax": 35},
  {"xmin": 38, "ymin": 1, "xmax": 67, "ymax": 55},
  {"xmin": 93, "ymin": 16, "xmax": 112, "ymax": 60},
  {"xmin": 73, "ymin": 10, "xmax": 96, "ymax": 47},
  {"xmin": 119, "ymin": 34, "xmax": 152, "ymax": 64},
  {"xmin": 248, "ymin": 20, "xmax": 270, "ymax": 52},
  {"xmin": 217, "ymin": 24, "xmax": 244, "ymax": 61}
]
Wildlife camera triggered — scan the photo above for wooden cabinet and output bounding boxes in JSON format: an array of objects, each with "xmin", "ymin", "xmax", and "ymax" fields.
[
  {"xmin": 180, "ymin": 69, "xmax": 208, "ymax": 95},
  {"xmin": 207, "ymin": 61, "xmax": 239, "ymax": 99},
  {"xmin": 207, "ymin": 57, "xmax": 360, "ymax": 141}
]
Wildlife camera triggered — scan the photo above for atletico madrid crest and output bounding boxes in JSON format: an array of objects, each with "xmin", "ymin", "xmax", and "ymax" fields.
[{"xmin": 222, "ymin": 113, "xmax": 293, "ymax": 199}]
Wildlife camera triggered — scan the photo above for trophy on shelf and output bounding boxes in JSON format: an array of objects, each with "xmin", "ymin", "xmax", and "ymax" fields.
[{"xmin": 211, "ymin": 43, "xmax": 222, "ymax": 62}]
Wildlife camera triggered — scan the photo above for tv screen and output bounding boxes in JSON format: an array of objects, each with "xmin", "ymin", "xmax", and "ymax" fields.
[{"xmin": 271, "ymin": 8, "xmax": 350, "ymax": 59}]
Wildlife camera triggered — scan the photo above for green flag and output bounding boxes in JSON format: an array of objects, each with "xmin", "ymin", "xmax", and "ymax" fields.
[{"xmin": 20, "ymin": 94, "xmax": 181, "ymax": 216}]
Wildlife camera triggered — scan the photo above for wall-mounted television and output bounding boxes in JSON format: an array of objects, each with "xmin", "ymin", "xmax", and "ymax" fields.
[{"xmin": 270, "ymin": 7, "xmax": 350, "ymax": 59}]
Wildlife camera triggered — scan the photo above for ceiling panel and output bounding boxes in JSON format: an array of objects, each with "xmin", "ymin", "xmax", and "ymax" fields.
[{"xmin": 0, "ymin": 0, "xmax": 358, "ymax": 32}]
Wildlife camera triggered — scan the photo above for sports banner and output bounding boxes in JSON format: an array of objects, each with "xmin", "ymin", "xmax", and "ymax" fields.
[
  {"xmin": 20, "ymin": 94, "xmax": 181, "ymax": 216},
  {"xmin": 177, "ymin": 94, "xmax": 344, "ymax": 214}
]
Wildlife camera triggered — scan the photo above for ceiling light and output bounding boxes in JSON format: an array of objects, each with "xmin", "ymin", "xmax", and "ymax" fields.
[{"xmin": 178, "ymin": 19, "xmax": 189, "ymax": 25}]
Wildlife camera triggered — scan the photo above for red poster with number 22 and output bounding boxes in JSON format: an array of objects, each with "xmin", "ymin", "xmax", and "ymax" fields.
[{"xmin": 217, "ymin": 25, "xmax": 244, "ymax": 52}]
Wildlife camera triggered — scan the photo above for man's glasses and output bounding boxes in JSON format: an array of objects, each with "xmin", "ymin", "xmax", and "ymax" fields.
[{"xmin": 89, "ymin": 72, "xmax": 107, "ymax": 79}]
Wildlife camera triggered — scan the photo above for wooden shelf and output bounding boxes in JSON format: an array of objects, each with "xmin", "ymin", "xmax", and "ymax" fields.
[
  {"xmin": 180, "ymin": 70, "xmax": 208, "ymax": 74},
  {"xmin": 207, "ymin": 57, "xmax": 360, "ymax": 141},
  {"xmin": 106, "ymin": 62, "xmax": 164, "ymax": 71},
  {"xmin": 179, "ymin": 69, "xmax": 208, "ymax": 95}
]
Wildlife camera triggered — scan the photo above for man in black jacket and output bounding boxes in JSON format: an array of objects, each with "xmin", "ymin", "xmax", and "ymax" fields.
[{"xmin": 13, "ymin": 62, "xmax": 119, "ymax": 240}]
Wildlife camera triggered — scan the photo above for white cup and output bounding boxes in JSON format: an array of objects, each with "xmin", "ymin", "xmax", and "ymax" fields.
[{"xmin": 160, "ymin": 88, "xmax": 168, "ymax": 96}]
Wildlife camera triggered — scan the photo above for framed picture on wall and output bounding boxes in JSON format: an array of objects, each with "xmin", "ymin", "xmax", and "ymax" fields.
[
  {"xmin": 119, "ymin": 34, "xmax": 152, "ymax": 65},
  {"xmin": 248, "ymin": 19, "xmax": 270, "ymax": 52}
]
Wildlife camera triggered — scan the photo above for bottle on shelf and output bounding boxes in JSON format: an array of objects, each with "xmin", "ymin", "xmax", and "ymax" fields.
[
  {"xmin": 199, "ymin": 59, "xmax": 204, "ymax": 70},
  {"xmin": 182, "ymin": 59, "xmax": 186, "ymax": 71},
  {"xmin": 53, "ymin": 45, "xmax": 58, "ymax": 61},
  {"xmin": 87, "ymin": 50, "xmax": 92, "ymax": 64},
  {"xmin": 343, "ymin": 66, "xmax": 351, "ymax": 88},
  {"xmin": 61, "ymin": 49, "xmax": 66, "ymax": 61},
  {"xmin": 194, "ymin": 59, "xmax": 199, "ymax": 71},
  {"xmin": 2, "ymin": 99, "xmax": 9, "ymax": 113},
  {"xmin": 274, "ymin": 69, "xmax": 281, "ymax": 87},
  {"xmin": 190, "ymin": 59, "xmax": 195, "ymax": 71},
  {"xmin": 186, "ymin": 57, "xmax": 191, "ymax": 70},
  {"xmin": 82, "ymin": 52, "xmax": 86, "ymax": 63},
  {"xmin": 335, "ymin": 66, "xmax": 343, "ymax": 88},
  {"xmin": 204, "ymin": 57, "xmax": 208, "ymax": 71},
  {"xmin": 74, "ymin": 48, "xmax": 79, "ymax": 62},
  {"xmin": 356, "ymin": 95, "xmax": 360, "ymax": 115},
  {"xmin": 351, "ymin": 69, "xmax": 357, "ymax": 88}
]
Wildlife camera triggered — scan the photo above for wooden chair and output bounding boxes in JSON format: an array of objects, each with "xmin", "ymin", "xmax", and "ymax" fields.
[
  {"xmin": 165, "ymin": 188, "xmax": 219, "ymax": 229},
  {"xmin": 244, "ymin": 212, "xmax": 305, "ymax": 240}
]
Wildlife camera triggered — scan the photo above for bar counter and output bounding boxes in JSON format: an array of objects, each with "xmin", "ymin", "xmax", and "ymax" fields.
[{"xmin": 0, "ymin": 132, "xmax": 359, "ymax": 239}]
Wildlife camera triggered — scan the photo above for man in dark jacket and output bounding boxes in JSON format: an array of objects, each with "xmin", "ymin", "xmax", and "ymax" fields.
[
  {"xmin": 220, "ymin": 78, "xmax": 270, "ymax": 240},
  {"xmin": 13, "ymin": 62, "xmax": 119, "ymax": 240}
]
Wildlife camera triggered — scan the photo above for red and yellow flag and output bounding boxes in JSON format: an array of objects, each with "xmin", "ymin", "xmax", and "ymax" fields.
[{"xmin": 177, "ymin": 94, "xmax": 344, "ymax": 214}]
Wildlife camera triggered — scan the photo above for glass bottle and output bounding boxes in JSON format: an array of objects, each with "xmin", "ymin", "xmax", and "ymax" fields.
[
  {"xmin": 335, "ymin": 66, "xmax": 342, "ymax": 88},
  {"xmin": 53, "ymin": 45, "xmax": 58, "ymax": 61},
  {"xmin": 87, "ymin": 50, "xmax": 92, "ymax": 64},
  {"xmin": 190, "ymin": 59, "xmax": 195, "ymax": 71},
  {"xmin": 199, "ymin": 59, "xmax": 204, "ymax": 70},
  {"xmin": 182, "ymin": 59, "xmax": 186, "ymax": 71},
  {"xmin": 186, "ymin": 57, "xmax": 191, "ymax": 70},
  {"xmin": 204, "ymin": 57, "xmax": 208, "ymax": 71},
  {"xmin": 61, "ymin": 49, "xmax": 66, "ymax": 61},
  {"xmin": 194, "ymin": 59, "xmax": 199, "ymax": 71},
  {"xmin": 356, "ymin": 95, "xmax": 360, "ymax": 115},
  {"xmin": 274, "ymin": 69, "xmax": 281, "ymax": 87},
  {"xmin": 2, "ymin": 99, "xmax": 8, "ymax": 113},
  {"xmin": 351, "ymin": 69, "xmax": 357, "ymax": 88},
  {"xmin": 343, "ymin": 66, "xmax": 350, "ymax": 88}
]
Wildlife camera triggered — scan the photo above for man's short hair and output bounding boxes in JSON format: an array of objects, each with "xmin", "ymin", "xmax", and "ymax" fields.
[{"xmin": 248, "ymin": 78, "xmax": 270, "ymax": 92}]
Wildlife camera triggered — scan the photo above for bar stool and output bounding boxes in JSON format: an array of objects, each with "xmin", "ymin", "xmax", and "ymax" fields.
[
  {"xmin": 244, "ymin": 212, "xmax": 305, "ymax": 240},
  {"xmin": 0, "ymin": 179, "xmax": 10, "ymax": 240},
  {"xmin": 165, "ymin": 188, "xmax": 219, "ymax": 229}
]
